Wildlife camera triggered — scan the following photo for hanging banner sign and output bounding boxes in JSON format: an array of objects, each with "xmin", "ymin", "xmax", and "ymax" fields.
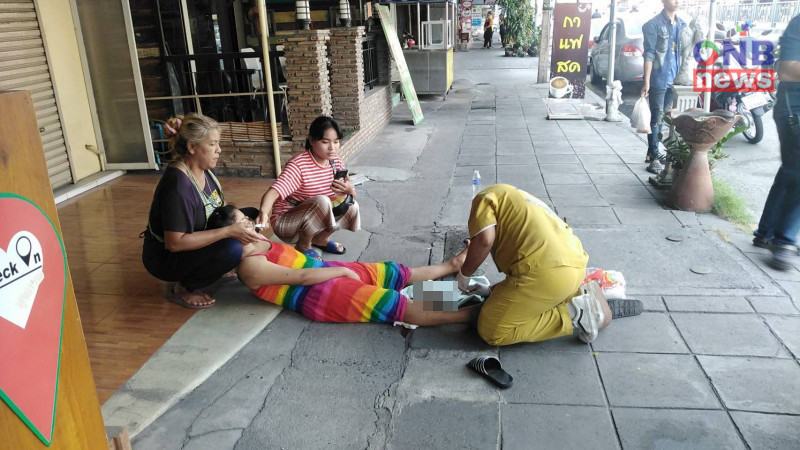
[
  {"xmin": 376, "ymin": 4, "xmax": 424, "ymax": 125},
  {"xmin": 549, "ymin": 2, "xmax": 592, "ymax": 99},
  {"xmin": 0, "ymin": 193, "xmax": 67, "ymax": 445}
]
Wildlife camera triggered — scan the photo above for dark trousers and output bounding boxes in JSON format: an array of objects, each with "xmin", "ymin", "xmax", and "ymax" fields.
[
  {"xmin": 484, "ymin": 29, "xmax": 494, "ymax": 48},
  {"xmin": 754, "ymin": 113, "xmax": 800, "ymax": 246},
  {"xmin": 646, "ymin": 87, "xmax": 674, "ymax": 158},
  {"xmin": 142, "ymin": 207, "xmax": 258, "ymax": 290}
]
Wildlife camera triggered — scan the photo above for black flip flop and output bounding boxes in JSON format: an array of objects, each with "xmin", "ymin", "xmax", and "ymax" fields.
[
  {"xmin": 467, "ymin": 356, "xmax": 513, "ymax": 389},
  {"xmin": 608, "ymin": 298, "xmax": 644, "ymax": 319}
]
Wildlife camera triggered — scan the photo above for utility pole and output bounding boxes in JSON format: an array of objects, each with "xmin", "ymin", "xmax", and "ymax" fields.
[
  {"xmin": 537, "ymin": 0, "xmax": 554, "ymax": 83},
  {"xmin": 605, "ymin": 0, "xmax": 622, "ymax": 121}
]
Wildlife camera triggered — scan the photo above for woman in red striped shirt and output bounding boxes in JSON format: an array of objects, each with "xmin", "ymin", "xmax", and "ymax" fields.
[{"xmin": 256, "ymin": 116, "xmax": 360, "ymax": 260}]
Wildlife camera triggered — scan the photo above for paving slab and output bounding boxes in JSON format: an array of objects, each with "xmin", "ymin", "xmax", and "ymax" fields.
[
  {"xmin": 588, "ymin": 173, "xmax": 644, "ymax": 185},
  {"xmin": 459, "ymin": 146, "xmax": 495, "ymax": 156},
  {"xmin": 632, "ymin": 295, "xmax": 666, "ymax": 311},
  {"xmin": 542, "ymin": 173, "xmax": 593, "ymax": 185},
  {"xmin": 536, "ymin": 154, "xmax": 580, "ymax": 164},
  {"xmin": 497, "ymin": 146, "xmax": 535, "ymax": 156},
  {"xmin": 572, "ymin": 146, "xmax": 615, "ymax": 154},
  {"xmin": 577, "ymin": 228, "xmax": 769, "ymax": 295},
  {"xmin": 497, "ymin": 134, "xmax": 534, "ymax": 142},
  {"xmin": 546, "ymin": 184, "xmax": 600, "ymax": 198},
  {"xmin": 498, "ymin": 348, "xmax": 605, "ymax": 406},
  {"xmin": 592, "ymin": 312, "xmax": 688, "ymax": 353},
  {"xmin": 596, "ymin": 353, "xmax": 719, "ymax": 408},
  {"xmin": 454, "ymin": 164, "xmax": 495, "ymax": 178},
  {"xmin": 776, "ymin": 280, "xmax": 800, "ymax": 309},
  {"xmin": 132, "ymin": 313, "xmax": 308, "ymax": 448},
  {"xmin": 388, "ymin": 400, "xmax": 499, "ymax": 449},
  {"xmin": 496, "ymin": 155, "xmax": 538, "ymax": 165},
  {"xmin": 532, "ymin": 145, "xmax": 577, "ymax": 154},
  {"xmin": 697, "ymin": 355, "xmax": 800, "ymax": 414},
  {"xmin": 396, "ymin": 349, "xmax": 502, "ymax": 404},
  {"xmin": 584, "ymin": 164, "xmax": 636, "ymax": 175},
  {"xmin": 672, "ymin": 210, "xmax": 702, "ymax": 226},
  {"xmin": 464, "ymin": 125, "xmax": 495, "ymax": 136},
  {"xmin": 613, "ymin": 408, "xmax": 745, "ymax": 450},
  {"xmin": 763, "ymin": 315, "xmax": 800, "ymax": 357},
  {"xmin": 612, "ymin": 207, "xmax": 682, "ymax": 226},
  {"xmin": 578, "ymin": 154, "xmax": 624, "ymax": 165},
  {"xmin": 731, "ymin": 411, "xmax": 800, "ymax": 450},
  {"xmin": 555, "ymin": 206, "xmax": 619, "ymax": 225},
  {"xmin": 550, "ymin": 194, "xmax": 609, "ymax": 207},
  {"xmin": 502, "ymin": 405, "xmax": 618, "ymax": 450},
  {"xmin": 671, "ymin": 313, "xmax": 788, "ymax": 357},
  {"xmin": 409, "ymin": 324, "xmax": 495, "ymax": 352},
  {"xmin": 746, "ymin": 296, "xmax": 799, "ymax": 314},
  {"xmin": 539, "ymin": 163, "xmax": 587, "ymax": 174},
  {"xmin": 497, "ymin": 164, "xmax": 540, "ymax": 179},
  {"xmin": 457, "ymin": 155, "xmax": 496, "ymax": 166},
  {"xmin": 596, "ymin": 184, "xmax": 654, "ymax": 198},
  {"xmin": 663, "ymin": 296, "xmax": 754, "ymax": 313}
]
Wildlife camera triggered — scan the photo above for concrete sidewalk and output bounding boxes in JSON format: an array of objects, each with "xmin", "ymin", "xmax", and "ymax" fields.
[{"xmin": 133, "ymin": 47, "xmax": 800, "ymax": 449}]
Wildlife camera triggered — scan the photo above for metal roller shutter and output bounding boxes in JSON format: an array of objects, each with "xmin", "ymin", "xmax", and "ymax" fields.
[{"xmin": 0, "ymin": 0, "xmax": 72, "ymax": 189}]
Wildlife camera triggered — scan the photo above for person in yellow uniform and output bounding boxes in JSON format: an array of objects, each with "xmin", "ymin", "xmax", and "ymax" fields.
[{"xmin": 456, "ymin": 184, "xmax": 612, "ymax": 345}]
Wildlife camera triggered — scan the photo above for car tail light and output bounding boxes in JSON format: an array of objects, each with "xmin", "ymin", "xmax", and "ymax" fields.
[{"xmin": 621, "ymin": 44, "xmax": 642, "ymax": 57}]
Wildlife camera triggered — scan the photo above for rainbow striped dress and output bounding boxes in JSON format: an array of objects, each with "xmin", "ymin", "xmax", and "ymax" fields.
[{"xmin": 250, "ymin": 241, "xmax": 410, "ymax": 323}]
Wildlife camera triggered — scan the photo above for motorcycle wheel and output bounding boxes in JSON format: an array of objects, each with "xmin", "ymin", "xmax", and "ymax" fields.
[{"xmin": 740, "ymin": 110, "xmax": 763, "ymax": 144}]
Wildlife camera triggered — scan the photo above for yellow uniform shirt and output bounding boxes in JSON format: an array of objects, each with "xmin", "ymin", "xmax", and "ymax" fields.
[{"xmin": 467, "ymin": 184, "xmax": 588, "ymax": 276}]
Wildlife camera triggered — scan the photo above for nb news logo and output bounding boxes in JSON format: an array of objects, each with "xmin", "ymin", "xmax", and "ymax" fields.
[{"xmin": 691, "ymin": 22, "xmax": 776, "ymax": 93}]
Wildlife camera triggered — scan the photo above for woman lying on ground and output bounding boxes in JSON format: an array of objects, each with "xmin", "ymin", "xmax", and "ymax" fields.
[{"xmin": 208, "ymin": 205, "xmax": 481, "ymax": 326}]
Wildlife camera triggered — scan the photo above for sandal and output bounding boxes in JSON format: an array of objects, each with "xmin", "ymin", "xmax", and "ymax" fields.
[
  {"xmin": 607, "ymin": 298, "xmax": 643, "ymax": 319},
  {"xmin": 302, "ymin": 248, "xmax": 323, "ymax": 261},
  {"xmin": 168, "ymin": 290, "xmax": 215, "ymax": 310},
  {"xmin": 312, "ymin": 240, "xmax": 346, "ymax": 255},
  {"xmin": 467, "ymin": 356, "xmax": 513, "ymax": 389}
]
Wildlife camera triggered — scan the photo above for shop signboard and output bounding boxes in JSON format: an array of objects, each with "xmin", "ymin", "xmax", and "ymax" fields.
[
  {"xmin": 549, "ymin": 2, "xmax": 592, "ymax": 99},
  {"xmin": 376, "ymin": 4, "xmax": 424, "ymax": 125},
  {"xmin": 0, "ymin": 193, "xmax": 67, "ymax": 445}
]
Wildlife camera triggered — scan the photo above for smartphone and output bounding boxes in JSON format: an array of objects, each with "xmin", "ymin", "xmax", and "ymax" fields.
[{"xmin": 334, "ymin": 169, "xmax": 349, "ymax": 180}]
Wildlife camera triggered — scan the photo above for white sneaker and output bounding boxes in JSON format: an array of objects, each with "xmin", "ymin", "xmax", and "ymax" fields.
[{"xmin": 570, "ymin": 281, "xmax": 606, "ymax": 343}]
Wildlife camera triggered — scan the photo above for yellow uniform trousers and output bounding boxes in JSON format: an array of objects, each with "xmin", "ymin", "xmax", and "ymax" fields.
[{"xmin": 477, "ymin": 265, "xmax": 585, "ymax": 346}]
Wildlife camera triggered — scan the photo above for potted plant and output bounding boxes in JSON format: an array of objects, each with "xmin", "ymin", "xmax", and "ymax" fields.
[
  {"xmin": 660, "ymin": 110, "xmax": 746, "ymax": 211},
  {"xmin": 499, "ymin": 0, "xmax": 535, "ymax": 57}
]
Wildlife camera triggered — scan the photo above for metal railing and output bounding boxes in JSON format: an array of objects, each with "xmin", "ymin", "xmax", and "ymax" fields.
[
  {"xmin": 145, "ymin": 51, "xmax": 288, "ymax": 144},
  {"xmin": 682, "ymin": 1, "xmax": 799, "ymax": 27},
  {"xmin": 362, "ymin": 34, "xmax": 380, "ymax": 90}
]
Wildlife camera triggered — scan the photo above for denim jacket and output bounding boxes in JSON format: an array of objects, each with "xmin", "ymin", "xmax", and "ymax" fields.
[{"xmin": 642, "ymin": 11, "xmax": 686, "ymax": 89}]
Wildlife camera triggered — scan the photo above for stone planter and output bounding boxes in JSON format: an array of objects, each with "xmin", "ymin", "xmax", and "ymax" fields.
[{"xmin": 669, "ymin": 108, "xmax": 740, "ymax": 212}]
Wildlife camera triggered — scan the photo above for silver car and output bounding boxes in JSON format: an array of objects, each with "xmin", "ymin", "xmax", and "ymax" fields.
[{"xmin": 589, "ymin": 15, "xmax": 645, "ymax": 84}]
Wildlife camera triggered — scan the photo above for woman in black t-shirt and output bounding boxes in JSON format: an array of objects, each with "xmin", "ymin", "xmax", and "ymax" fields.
[{"xmin": 143, "ymin": 114, "xmax": 262, "ymax": 309}]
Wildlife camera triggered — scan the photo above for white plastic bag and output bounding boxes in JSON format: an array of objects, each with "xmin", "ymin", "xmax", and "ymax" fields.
[
  {"xmin": 583, "ymin": 268, "xmax": 627, "ymax": 299},
  {"xmin": 630, "ymin": 96, "xmax": 651, "ymax": 134}
]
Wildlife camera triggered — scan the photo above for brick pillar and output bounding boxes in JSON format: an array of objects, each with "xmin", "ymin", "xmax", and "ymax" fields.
[
  {"xmin": 284, "ymin": 30, "xmax": 332, "ymax": 152},
  {"xmin": 329, "ymin": 27, "xmax": 366, "ymax": 133}
]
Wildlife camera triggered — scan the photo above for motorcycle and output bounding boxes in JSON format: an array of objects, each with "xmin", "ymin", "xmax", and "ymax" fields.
[
  {"xmin": 700, "ymin": 36, "xmax": 776, "ymax": 144},
  {"xmin": 711, "ymin": 89, "xmax": 774, "ymax": 144}
]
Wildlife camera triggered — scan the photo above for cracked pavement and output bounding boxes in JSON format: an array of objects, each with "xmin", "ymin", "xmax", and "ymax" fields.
[{"xmin": 134, "ymin": 46, "xmax": 800, "ymax": 449}]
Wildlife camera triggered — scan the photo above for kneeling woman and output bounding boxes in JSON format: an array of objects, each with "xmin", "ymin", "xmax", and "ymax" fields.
[
  {"xmin": 257, "ymin": 116, "xmax": 359, "ymax": 261},
  {"xmin": 210, "ymin": 206, "xmax": 478, "ymax": 326}
]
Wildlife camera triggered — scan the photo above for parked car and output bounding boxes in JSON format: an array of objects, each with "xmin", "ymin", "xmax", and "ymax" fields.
[{"xmin": 589, "ymin": 15, "xmax": 645, "ymax": 84}]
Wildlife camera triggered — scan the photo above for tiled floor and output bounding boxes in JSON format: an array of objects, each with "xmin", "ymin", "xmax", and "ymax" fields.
[{"xmin": 58, "ymin": 173, "xmax": 270, "ymax": 403}]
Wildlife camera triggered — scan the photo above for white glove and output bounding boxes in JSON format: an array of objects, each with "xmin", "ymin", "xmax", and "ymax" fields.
[
  {"xmin": 456, "ymin": 271, "xmax": 472, "ymax": 293},
  {"xmin": 467, "ymin": 282, "xmax": 492, "ymax": 297}
]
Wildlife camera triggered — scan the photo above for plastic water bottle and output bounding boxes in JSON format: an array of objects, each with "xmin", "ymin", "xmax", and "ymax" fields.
[{"xmin": 472, "ymin": 170, "xmax": 481, "ymax": 198}]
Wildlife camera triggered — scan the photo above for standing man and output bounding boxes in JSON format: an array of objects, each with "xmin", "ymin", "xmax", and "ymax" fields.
[
  {"xmin": 483, "ymin": 12, "xmax": 494, "ymax": 49},
  {"xmin": 640, "ymin": 0, "xmax": 686, "ymax": 174},
  {"xmin": 752, "ymin": 13, "xmax": 800, "ymax": 270}
]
